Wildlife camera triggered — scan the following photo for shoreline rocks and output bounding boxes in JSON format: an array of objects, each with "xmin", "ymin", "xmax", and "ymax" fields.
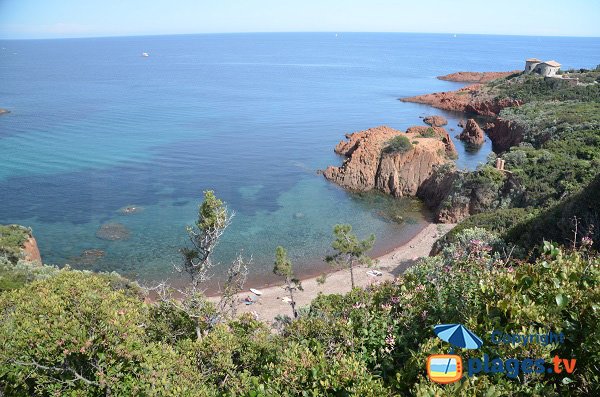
[
  {"xmin": 405, "ymin": 126, "xmax": 457, "ymax": 158},
  {"xmin": 323, "ymin": 126, "xmax": 452, "ymax": 197},
  {"xmin": 458, "ymin": 119, "xmax": 485, "ymax": 146},
  {"xmin": 488, "ymin": 118, "xmax": 526, "ymax": 153},
  {"xmin": 423, "ymin": 115, "xmax": 448, "ymax": 127},
  {"xmin": 400, "ymin": 84, "xmax": 523, "ymax": 117},
  {"xmin": 437, "ymin": 71, "xmax": 519, "ymax": 83},
  {"xmin": 23, "ymin": 236, "xmax": 42, "ymax": 264}
]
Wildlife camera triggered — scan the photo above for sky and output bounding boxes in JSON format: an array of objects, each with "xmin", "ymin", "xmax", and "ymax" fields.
[{"xmin": 1, "ymin": 0, "xmax": 599, "ymax": 39}]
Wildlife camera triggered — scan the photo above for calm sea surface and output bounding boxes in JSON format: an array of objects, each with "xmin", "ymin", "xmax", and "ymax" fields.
[{"xmin": 1, "ymin": 33, "xmax": 599, "ymax": 283}]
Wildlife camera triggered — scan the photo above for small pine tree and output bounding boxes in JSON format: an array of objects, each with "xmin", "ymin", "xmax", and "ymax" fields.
[
  {"xmin": 326, "ymin": 224, "xmax": 375, "ymax": 289},
  {"xmin": 273, "ymin": 246, "xmax": 302, "ymax": 318}
]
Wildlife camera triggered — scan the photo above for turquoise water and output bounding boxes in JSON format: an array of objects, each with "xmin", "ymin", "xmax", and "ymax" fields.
[{"xmin": 1, "ymin": 33, "xmax": 599, "ymax": 282}]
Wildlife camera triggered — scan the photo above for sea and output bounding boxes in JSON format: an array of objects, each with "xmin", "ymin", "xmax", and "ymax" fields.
[{"xmin": 1, "ymin": 33, "xmax": 599, "ymax": 286}]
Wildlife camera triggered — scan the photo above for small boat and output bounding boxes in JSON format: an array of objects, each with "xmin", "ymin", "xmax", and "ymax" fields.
[
  {"xmin": 366, "ymin": 270, "xmax": 383, "ymax": 277},
  {"xmin": 281, "ymin": 297, "xmax": 292, "ymax": 303},
  {"xmin": 249, "ymin": 288, "xmax": 263, "ymax": 296},
  {"xmin": 141, "ymin": 52, "xmax": 149, "ymax": 57}
]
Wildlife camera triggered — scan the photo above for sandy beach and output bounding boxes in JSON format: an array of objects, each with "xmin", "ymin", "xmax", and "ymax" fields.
[{"xmin": 230, "ymin": 223, "xmax": 455, "ymax": 323}]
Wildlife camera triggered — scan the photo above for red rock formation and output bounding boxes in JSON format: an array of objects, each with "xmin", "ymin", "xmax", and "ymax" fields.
[
  {"xmin": 459, "ymin": 119, "xmax": 485, "ymax": 146},
  {"xmin": 401, "ymin": 84, "xmax": 523, "ymax": 117},
  {"xmin": 22, "ymin": 236, "xmax": 42, "ymax": 264},
  {"xmin": 437, "ymin": 71, "xmax": 519, "ymax": 83},
  {"xmin": 423, "ymin": 115, "xmax": 448, "ymax": 127},
  {"xmin": 405, "ymin": 126, "xmax": 457, "ymax": 159},
  {"xmin": 323, "ymin": 126, "xmax": 451, "ymax": 197},
  {"xmin": 488, "ymin": 118, "xmax": 526, "ymax": 152}
]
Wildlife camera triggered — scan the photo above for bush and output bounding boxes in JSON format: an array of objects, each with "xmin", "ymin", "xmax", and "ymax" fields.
[
  {"xmin": 0, "ymin": 270, "xmax": 206, "ymax": 396},
  {"xmin": 0, "ymin": 225, "xmax": 30, "ymax": 264},
  {"xmin": 383, "ymin": 135, "xmax": 413, "ymax": 154},
  {"xmin": 0, "ymin": 255, "xmax": 58, "ymax": 292}
]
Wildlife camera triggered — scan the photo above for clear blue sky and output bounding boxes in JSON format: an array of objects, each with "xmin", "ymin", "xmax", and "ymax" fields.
[{"xmin": 1, "ymin": 0, "xmax": 599, "ymax": 39}]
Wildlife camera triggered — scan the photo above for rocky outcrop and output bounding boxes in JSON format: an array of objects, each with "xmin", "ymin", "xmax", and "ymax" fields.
[
  {"xmin": 401, "ymin": 85, "xmax": 523, "ymax": 117},
  {"xmin": 437, "ymin": 71, "xmax": 519, "ymax": 83},
  {"xmin": 423, "ymin": 115, "xmax": 447, "ymax": 127},
  {"xmin": 405, "ymin": 126, "xmax": 457, "ymax": 159},
  {"xmin": 488, "ymin": 118, "xmax": 526, "ymax": 153},
  {"xmin": 22, "ymin": 236, "xmax": 42, "ymax": 264},
  {"xmin": 464, "ymin": 97, "xmax": 523, "ymax": 117},
  {"xmin": 458, "ymin": 119, "xmax": 485, "ymax": 146},
  {"xmin": 323, "ymin": 126, "xmax": 451, "ymax": 197}
]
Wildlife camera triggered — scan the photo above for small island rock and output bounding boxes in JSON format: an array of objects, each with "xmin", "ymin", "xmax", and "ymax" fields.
[
  {"xmin": 459, "ymin": 119, "xmax": 485, "ymax": 146},
  {"xmin": 423, "ymin": 115, "xmax": 448, "ymax": 127}
]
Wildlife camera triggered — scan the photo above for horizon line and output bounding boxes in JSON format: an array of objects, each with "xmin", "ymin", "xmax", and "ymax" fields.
[{"xmin": 2, "ymin": 30, "xmax": 600, "ymax": 41}]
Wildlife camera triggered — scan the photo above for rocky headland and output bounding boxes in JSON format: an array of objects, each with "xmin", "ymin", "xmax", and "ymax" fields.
[
  {"xmin": 324, "ymin": 69, "xmax": 538, "ymax": 224},
  {"xmin": 437, "ymin": 71, "xmax": 518, "ymax": 83},
  {"xmin": 322, "ymin": 125, "xmax": 454, "ymax": 197},
  {"xmin": 401, "ymin": 84, "xmax": 523, "ymax": 117}
]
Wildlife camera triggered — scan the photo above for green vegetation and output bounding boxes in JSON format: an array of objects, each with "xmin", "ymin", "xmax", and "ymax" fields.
[
  {"xmin": 419, "ymin": 127, "xmax": 437, "ymax": 138},
  {"xmin": 487, "ymin": 72, "xmax": 600, "ymax": 102},
  {"xmin": 273, "ymin": 246, "xmax": 303, "ymax": 318},
  {"xmin": 1, "ymin": 231, "xmax": 598, "ymax": 395},
  {"xmin": 325, "ymin": 224, "xmax": 375, "ymax": 289},
  {"xmin": 383, "ymin": 135, "xmax": 413, "ymax": 154},
  {"xmin": 0, "ymin": 225, "xmax": 30, "ymax": 264},
  {"xmin": 439, "ymin": 69, "xmax": 600, "ymax": 254},
  {"xmin": 2, "ymin": 67, "xmax": 600, "ymax": 396}
]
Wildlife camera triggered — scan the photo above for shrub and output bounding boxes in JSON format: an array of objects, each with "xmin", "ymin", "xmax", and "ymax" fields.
[
  {"xmin": 0, "ymin": 255, "xmax": 58, "ymax": 292},
  {"xmin": 0, "ymin": 225, "xmax": 30, "ymax": 264},
  {"xmin": 0, "ymin": 270, "xmax": 206, "ymax": 396},
  {"xmin": 383, "ymin": 135, "xmax": 413, "ymax": 154}
]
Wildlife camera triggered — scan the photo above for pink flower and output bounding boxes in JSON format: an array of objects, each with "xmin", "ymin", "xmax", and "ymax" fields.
[{"xmin": 582, "ymin": 236, "xmax": 594, "ymax": 248}]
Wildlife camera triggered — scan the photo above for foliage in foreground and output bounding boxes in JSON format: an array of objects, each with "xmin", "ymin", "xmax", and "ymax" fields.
[{"xmin": 1, "ymin": 231, "xmax": 598, "ymax": 396}]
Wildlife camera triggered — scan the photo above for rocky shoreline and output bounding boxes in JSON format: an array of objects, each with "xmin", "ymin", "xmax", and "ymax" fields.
[
  {"xmin": 437, "ymin": 70, "xmax": 518, "ymax": 83},
  {"xmin": 324, "ymin": 69, "xmax": 528, "ymax": 224}
]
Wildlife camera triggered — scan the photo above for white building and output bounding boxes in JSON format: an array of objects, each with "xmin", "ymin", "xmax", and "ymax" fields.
[{"xmin": 524, "ymin": 59, "xmax": 561, "ymax": 77}]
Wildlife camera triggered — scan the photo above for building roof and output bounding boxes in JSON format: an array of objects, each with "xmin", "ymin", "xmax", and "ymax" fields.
[
  {"xmin": 542, "ymin": 60, "xmax": 561, "ymax": 67},
  {"xmin": 526, "ymin": 58, "xmax": 542, "ymax": 62}
]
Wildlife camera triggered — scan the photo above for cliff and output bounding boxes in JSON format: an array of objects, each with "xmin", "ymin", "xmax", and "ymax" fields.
[
  {"xmin": 437, "ymin": 71, "xmax": 519, "ymax": 83},
  {"xmin": 487, "ymin": 118, "xmax": 526, "ymax": 152},
  {"xmin": 323, "ymin": 126, "xmax": 452, "ymax": 197}
]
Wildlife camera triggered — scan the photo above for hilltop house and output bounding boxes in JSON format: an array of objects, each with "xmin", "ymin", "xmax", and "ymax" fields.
[{"xmin": 524, "ymin": 58, "xmax": 561, "ymax": 77}]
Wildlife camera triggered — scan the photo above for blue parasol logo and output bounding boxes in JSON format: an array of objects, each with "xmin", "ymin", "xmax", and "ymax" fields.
[{"xmin": 434, "ymin": 323, "xmax": 483, "ymax": 349}]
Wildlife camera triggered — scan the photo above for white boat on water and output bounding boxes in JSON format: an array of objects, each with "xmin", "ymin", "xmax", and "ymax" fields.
[{"xmin": 142, "ymin": 52, "xmax": 149, "ymax": 57}]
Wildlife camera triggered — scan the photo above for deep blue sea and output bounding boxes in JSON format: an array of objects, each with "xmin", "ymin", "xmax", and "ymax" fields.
[{"xmin": 1, "ymin": 33, "xmax": 599, "ymax": 284}]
